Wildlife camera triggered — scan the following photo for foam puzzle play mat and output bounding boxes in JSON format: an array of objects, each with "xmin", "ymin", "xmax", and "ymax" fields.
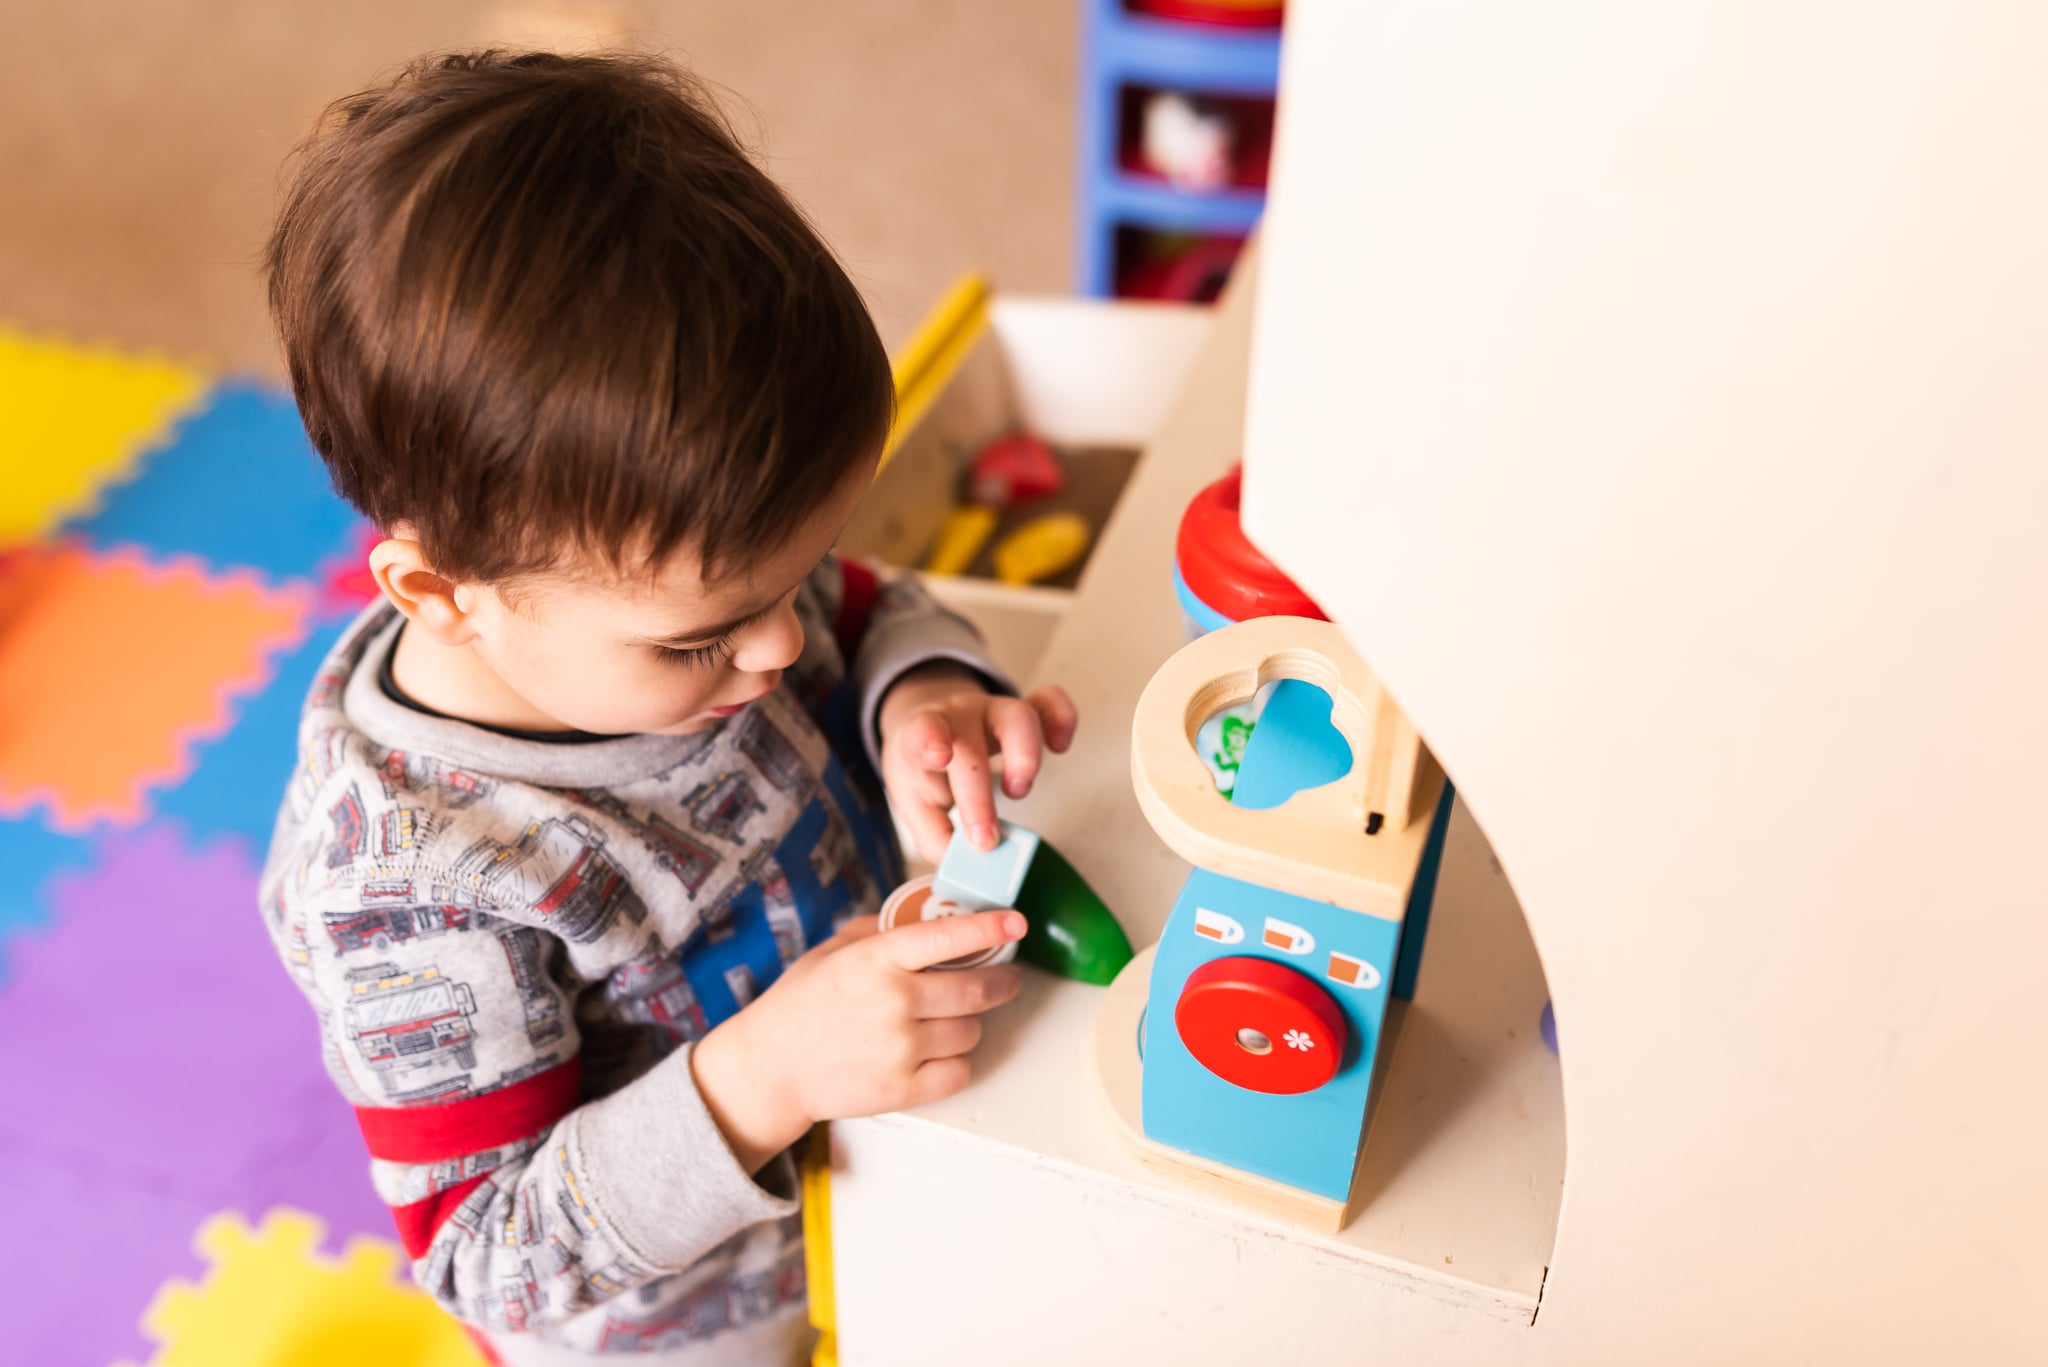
[{"xmin": 0, "ymin": 325, "xmax": 490, "ymax": 1365}]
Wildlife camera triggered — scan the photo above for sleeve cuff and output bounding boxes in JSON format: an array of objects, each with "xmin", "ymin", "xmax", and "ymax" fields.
[
  {"xmin": 572, "ymin": 1042, "xmax": 800, "ymax": 1273},
  {"xmin": 860, "ymin": 594, "xmax": 1019, "ymax": 774},
  {"xmin": 859, "ymin": 644, "xmax": 1018, "ymax": 775}
]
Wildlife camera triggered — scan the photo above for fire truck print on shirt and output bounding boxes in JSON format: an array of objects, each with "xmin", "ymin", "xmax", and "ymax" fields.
[
  {"xmin": 258, "ymin": 557, "xmax": 998, "ymax": 1355},
  {"xmin": 303, "ymin": 703, "xmax": 866, "ymax": 1110},
  {"xmin": 685, "ymin": 771, "xmax": 765, "ymax": 840}
]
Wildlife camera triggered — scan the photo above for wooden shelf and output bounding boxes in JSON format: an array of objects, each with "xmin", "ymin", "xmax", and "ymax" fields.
[{"xmin": 843, "ymin": 247, "xmax": 1565, "ymax": 1322}]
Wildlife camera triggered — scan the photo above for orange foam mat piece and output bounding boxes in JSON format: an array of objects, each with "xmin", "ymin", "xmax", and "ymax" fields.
[
  {"xmin": 0, "ymin": 545, "xmax": 310, "ymax": 831},
  {"xmin": 0, "ymin": 546, "xmax": 59, "ymax": 634}
]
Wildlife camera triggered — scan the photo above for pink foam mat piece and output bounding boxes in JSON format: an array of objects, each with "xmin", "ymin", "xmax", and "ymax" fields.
[{"xmin": 313, "ymin": 519, "xmax": 381, "ymax": 620}]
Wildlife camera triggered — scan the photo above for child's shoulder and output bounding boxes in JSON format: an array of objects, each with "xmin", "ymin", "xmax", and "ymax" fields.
[{"xmin": 265, "ymin": 606, "xmax": 509, "ymax": 889}]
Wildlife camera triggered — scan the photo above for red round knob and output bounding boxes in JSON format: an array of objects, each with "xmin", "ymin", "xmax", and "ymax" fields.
[{"xmin": 1174, "ymin": 956, "xmax": 1348, "ymax": 1094}]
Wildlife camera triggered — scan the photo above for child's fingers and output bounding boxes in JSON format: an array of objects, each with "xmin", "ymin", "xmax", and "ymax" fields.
[
  {"xmin": 946, "ymin": 724, "xmax": 999, "ymax": 849},
  {"xmin": 910, "ymin": 766, "xmax": 954, "ymax": 810},
  {"xmin": 899, "ymin": 796, "xmax": 955, "ymax": 867},
  {"xmin": 898, "ymin": 709, "xmax": 955, "ymax": 771},
  {"xmin": 878, "ymin": 909, "xmax": 1026, "ymax": 973},
  {"xmin": 820, "ymin": 915, "xmax": 882, "ymax": 952},
  {"xmin": 915, "ymin": 1016, "xmax": 983, "ymax": 1061},
  {"xmin": 1027, "ymin": 685, "xmax": 1079, "ymax": 753},
  {"xmin": 987, "ymin": 695, "xmax": 1046, "ymax": 800},
  {"xmin": 912, "ymin": 962, "xmax": 1023, "ymax": 1019},
  {"xmin": 906, "ymin": 1055, "xmax": 972, "ymax": 1107}
]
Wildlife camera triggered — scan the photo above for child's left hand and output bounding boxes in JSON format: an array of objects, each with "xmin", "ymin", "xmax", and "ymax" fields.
[{"xmin": 878, "ymin": 663, "xmax": 1078, "ymax": 863}]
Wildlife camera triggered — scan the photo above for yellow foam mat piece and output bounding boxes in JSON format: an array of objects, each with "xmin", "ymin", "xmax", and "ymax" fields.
[
  {"xmin": 0, "ymin": 327, "xmax": 209, "ymax": 542},
  {"xmin": 126, "ymin": 1209, "xmax": 488, "ymax": 1367}
]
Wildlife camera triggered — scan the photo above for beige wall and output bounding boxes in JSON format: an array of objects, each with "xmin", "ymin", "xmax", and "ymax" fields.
[
  {"xmin": 1246, "ymin": 0, "xmax": 2048, "ymax": 1359},
  {"xmin": 0, "ymin": 1, "xmax": 1076, "ymax": 373}
]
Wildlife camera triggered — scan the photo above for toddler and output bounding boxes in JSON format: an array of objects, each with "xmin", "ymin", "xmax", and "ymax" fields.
[{"xmin": 258, "ymin": 50, "xmax": 1074, "ymax": 1364}]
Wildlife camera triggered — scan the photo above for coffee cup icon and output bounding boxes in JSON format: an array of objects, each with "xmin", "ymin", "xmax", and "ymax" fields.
[{"xmin": 1261, "ymin": 918, "xmax": 1315, "ymax": 955}]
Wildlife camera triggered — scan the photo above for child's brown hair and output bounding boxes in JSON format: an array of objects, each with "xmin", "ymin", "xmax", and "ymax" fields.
[{"xmin": 266, "ymin": 50, "xmax": 892, "ymax": 588}]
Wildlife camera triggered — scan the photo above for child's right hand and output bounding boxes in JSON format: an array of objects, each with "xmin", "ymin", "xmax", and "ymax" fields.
[{"xmin": 690, "ymin": 909, "xmax": 1027, "ymax": 1172}]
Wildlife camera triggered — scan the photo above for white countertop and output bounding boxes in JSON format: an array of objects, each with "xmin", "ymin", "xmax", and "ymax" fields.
[{"xmin": 855, "ymin": 259, "xmax": 1565, "ymax": 1320}]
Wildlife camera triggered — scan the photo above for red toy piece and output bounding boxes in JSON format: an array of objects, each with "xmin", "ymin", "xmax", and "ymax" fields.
[
  {"xmin": 968, "ymin": 431, "xmax": 1065, "ymax": 507},
  {"xmin": 1131, "ymin": 0, "xmax": 1285, "ymax": 29},
  {"xmin": 1174, "ymin": 955, "xmax": 1346, "ymax": 1094},
  {"xmin": 1117, "ymin": 233, "xmax": 1247, "ymax": 304},
  {"xmin": 1175, "ymin": 464, "xmax": 1328, "ymax": 622}
]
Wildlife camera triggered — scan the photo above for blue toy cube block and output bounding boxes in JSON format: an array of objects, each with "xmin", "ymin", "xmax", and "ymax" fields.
[{"xmin": 933, "ymin": 818, "xmax": 1041, "ymax": 912}]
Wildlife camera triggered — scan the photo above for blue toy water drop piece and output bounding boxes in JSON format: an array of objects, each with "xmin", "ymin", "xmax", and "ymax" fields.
[{"xmin": 1228, "ymin": 679, "xmax": 1353, "ymax": 811}]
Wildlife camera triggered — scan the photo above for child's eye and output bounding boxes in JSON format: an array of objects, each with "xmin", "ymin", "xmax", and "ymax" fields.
[{"xmin": 651, "ymin": 636, "xmax": 735, "ymax": 669}]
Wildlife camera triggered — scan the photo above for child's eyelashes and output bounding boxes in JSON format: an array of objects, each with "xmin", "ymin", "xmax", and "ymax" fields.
[
  {"xmin": 645, "ymin": 593, "xmax": 789, "ymax": 669},
  {"xmin": 651, "ymin": 636, "xmax": 735, "ymax": 669}
]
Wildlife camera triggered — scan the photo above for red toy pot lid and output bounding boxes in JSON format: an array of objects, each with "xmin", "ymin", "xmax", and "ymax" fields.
[{"xmin": 1176, "ymin": 464, "xmax": 1328, "ymax": 622}]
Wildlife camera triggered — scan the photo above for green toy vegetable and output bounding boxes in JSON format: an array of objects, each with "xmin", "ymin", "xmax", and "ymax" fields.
[{"xmin": 1013, "ymin": 838, "xmax": 1134, "ymax": 985}]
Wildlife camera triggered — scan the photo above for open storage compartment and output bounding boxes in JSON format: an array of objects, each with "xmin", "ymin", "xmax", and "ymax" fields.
[{"xmin": 839, "ymin": 283, "xmax": 1212, "ymax": 683}]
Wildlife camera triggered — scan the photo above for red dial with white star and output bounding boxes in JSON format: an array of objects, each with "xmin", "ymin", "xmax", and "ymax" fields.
[{"xmin": 1174, "ymin": 955, "xmax": 1348, "ymax": 1094}]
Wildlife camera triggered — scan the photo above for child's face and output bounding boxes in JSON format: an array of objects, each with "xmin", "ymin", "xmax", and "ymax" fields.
[{"xmin": 460, "ymin": 463, "xmax": 874, "ymax": 736}]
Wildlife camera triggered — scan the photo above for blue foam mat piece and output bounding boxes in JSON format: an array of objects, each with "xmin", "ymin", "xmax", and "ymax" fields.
[
  {"xmin": 150, "ymin": 622, "xmax": 337, "ymax": 859},
  {"xmin": 64, "ymin": 380, "xmax": 360, "ymax": 582},
  {"xmin": 0, "ymin": 816, "xmax": 98, "ymax": 980}
]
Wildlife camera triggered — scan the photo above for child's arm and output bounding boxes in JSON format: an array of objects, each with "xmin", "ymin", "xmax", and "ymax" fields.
[
  {"xmin": 280, "ymin": 825, "xmax": 1028, "ymax": 1338},
  {"xmin": 815, "ymin": 556, "xmax": 1009, "ymax": 760},
  {"xmin": 282, "ymin": 884, "xmax": 805, "ymax": 1336},
  {"xmin": 804, "ymin": 556, "xmax": 1078, "ymax": 863}
]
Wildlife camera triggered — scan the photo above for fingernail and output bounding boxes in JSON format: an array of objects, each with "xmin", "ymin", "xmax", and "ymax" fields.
[
  {"xmin": 1003, "ymin": 912, "xmax": 1027, "ymax": 939},
  {"xmin": 973, "ymin": 823, "xmax": 997, "ymax": 850}
]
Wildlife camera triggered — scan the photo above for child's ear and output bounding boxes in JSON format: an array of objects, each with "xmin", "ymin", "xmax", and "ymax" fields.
[{"xmin": 368, "ymin": 536, "xmax": 479, "ymax": 646}]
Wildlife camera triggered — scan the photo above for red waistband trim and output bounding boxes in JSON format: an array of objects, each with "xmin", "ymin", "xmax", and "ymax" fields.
[
  {"xmin": 353, "ymin": 1057, "xmax": 583, "ymax": 1165},
  {"xmin": 389, "ymin": 1172, "xmax": 492, "ymax": 1260}
]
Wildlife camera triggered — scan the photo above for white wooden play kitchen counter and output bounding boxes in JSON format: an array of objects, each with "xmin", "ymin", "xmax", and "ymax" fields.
[{"xmin": 822, "ymin": 260, "xmax": 1565, "ymax": 1364}]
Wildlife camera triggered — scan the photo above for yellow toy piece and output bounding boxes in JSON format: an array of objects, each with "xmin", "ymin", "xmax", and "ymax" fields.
[
  {"xmin": 801, "ymin": 1125, "xmax": 838, "ymax": 1367},
  {"xmin": 127, "ymin": 1208, "xmax": 487, "ymax": 1367},
  {"xmin": 922, "ymin": 505, "xmax": 999, "ymax": 576},
  {"xmin": 0, "ymin": 327, "xmax": 208, "ymax": 541},
  {"xmin": 993, "ymin": 511, "xmax": 1092, "ymax": 585},
  {"xmin": 885, "ymin": 274, "xmax": 990, "ymax": 471}
]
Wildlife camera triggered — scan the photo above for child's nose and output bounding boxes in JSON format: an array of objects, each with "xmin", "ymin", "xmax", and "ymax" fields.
[{"xmin": 731, "ymin": 600, "xmax": 804, "ymax": 674}]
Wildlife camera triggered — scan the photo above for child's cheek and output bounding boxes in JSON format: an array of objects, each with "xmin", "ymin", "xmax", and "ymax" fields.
[{"xmin": 645, "ymin": 658, "xmax": 722, "ymax": 723}]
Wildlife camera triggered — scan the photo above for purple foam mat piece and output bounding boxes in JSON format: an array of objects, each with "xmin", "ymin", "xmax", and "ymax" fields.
[
  {"xmin": 0, "ymin": 1149, "xmax": 217, "ymax": 1367},
  {"xmin": 0, "ymin": 824, "xmax": 394, "ymax": 1360}
]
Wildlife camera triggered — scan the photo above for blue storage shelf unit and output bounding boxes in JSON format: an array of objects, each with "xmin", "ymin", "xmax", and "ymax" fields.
[{"xmin": 1076, "ymin": 0, "xmax": 1282, "ymax": 298}]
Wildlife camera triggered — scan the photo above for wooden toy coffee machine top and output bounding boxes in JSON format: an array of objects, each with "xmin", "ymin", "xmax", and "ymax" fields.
[{"xmin": 1094, "ymin": 613, "xmax": 1454, "ymax": 1230}]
